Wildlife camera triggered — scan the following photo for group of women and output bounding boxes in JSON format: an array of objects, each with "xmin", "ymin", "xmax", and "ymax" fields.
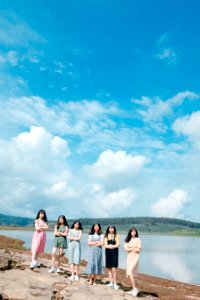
[{"xmin": 30, "ymin": 209, "xmax": 142, "ymax": 297}]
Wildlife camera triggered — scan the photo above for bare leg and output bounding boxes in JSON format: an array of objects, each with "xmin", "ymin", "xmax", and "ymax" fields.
[
  {"xmin": 89, "ymin": 274, "xmax": 93, "ymax": 285},
  {"xmin": 35, "ymin": 253, "xmax": 39, "ymax": 262},
  {"xmin": 58, "ymin": 248, "xmax": 64, "ymax": 268},
  {"xmin": 93, "ymin": 274, "xmax": 97, "ymax": 284},
  {"xmin": 107, "ymin": 268, "xmax": 113, "ymax": 282},
  {"xmin": 31, "ymin": 251, "xmax": 36, "ymax": 264},
  {"xmin": 51, "ymin": 247, "xmax": 57, "ymax": 268},
  {"xmin": 71, "ymin": 264, "xmax": 75, "ymax": 276},
  {"xmin": 112, "ymin": 267, "xmax": 117, "ymax": 283},
  {"xmin": 129, "ymin": 274, "xmax": 136, "ymax": 289},
  {"xmin": 75, "ymin": 264, "xmax": 79, "ymax": 275}
]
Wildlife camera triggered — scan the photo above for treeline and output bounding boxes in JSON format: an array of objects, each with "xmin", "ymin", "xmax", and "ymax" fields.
[
  {"xmin": 74, "ymin": 217, "xmax": 200, "ymax": 229},
  {"xmin": 0, "ymin": 214, "xmax": 33, "ymax": 226},
  {"xmin": 1, "ymin": 213, "xmax": 200, "ymax": 229}
]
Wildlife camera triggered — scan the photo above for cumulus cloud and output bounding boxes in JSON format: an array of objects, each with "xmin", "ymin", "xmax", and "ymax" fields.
[
  {"xmin": 0, "ymin": 126, "xmax": 148, "ymax": 219},
  {"xmin": 84, "ymin": 186, "xmax": 136, "ymax": 217},
  {"xmin": 173, "ymin": 111, "xmax": 200, "ymax": 147},
  {"xmin": 151, "ymin": 189, "xmax": 190, "ymax": 218},
  {"xmin": 0, "ymin": 92, "xmax": 200, "ymax": 220},
  {"xmin": 84, "ymin": 150, "xmax": 148, "ymax": 190},
  {"xmin": 85, "ymin": 150, "xmax": 148, "ymax": 177},
  {"xmin": 0, "ymin": 126, "xmax": 74, "ymax": 218}
]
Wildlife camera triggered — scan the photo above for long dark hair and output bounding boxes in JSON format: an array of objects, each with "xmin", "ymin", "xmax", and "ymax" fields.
[
  {"xmin": 89, "ymin": 223, "xmax": 102, "ymax": 235},
  {"xmin": 56, "ymin": 215, "xmax": 68, "ymax": 229},
  {"xmin": 125, "ymin": 227, "xmax": 139, "ymax": 243},
  {"xmin": 71, "ymin": 220, "xmax": 83, "ymax": 231},
  {"xmin": 35, "ymin": 209, "xmax": 47, "ymax": 222},
  {"xmin": 105, "ymin": 225, "xmax": 117, "ymax": 238}
]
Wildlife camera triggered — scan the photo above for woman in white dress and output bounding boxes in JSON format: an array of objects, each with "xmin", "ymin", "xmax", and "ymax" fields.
[{"xmin": 85, "ymin": 224, "xmax": 104, "ymax": 285}]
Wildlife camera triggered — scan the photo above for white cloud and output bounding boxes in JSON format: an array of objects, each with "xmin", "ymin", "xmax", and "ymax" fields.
[
  {"xmin": 0, "ymin": 96, "xmax": 122, "ymax": 145},
  {"xmin": 84, "ymin": 186, "xmax": 136, "ymax": 217},
  {"xmin": 157, "ymin": 48, "xmax": 177, "ymax": 64},
  {"xmin": 155, "ymin": 33, "xmax": 178, "ymax": 64},
  {"xmin": 84, "ymin": 150, "xmax": 148, "ymax": 180},
  {"xmin": 173, "ymin": 111, "xmax": 200, "ymax": 147},
  {"xmin": 151, "ymin": 189, "xmax": 190, "ymax": 218},
  {"xmin": 0, "ymin": 13, "xmax": 44, "ymax": 47},
  {"xmin": 132, "ymin": 91, "xmax": 199, "ymax": 125},
  {"xmin": 0, "ymin": 126, "xmax": 73, "ymax": 218},
  {"xmin": 0, "ymin": 93, "xmax": 200, "ymax": 220}
]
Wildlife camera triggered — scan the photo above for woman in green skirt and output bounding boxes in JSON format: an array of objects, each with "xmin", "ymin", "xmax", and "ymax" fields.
[{"xmin": 48, "ymin": 215, "xmax": 69, "ymax": 273}]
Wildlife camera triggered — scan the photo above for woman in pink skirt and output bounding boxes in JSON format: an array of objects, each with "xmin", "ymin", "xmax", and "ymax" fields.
[
  {"xmin": 30, "ymin": 209, "xmax": 48, "ymax": 269},
  {"xmin": 124, "ymin": 227, "xmax": 142, "ymax": 297}
]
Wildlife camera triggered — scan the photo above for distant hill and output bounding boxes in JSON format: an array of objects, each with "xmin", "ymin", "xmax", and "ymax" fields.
[
  {"xmin": 1, "ymin": 213, "xmax": 200, "ymax": 236},
  {"xmin": 0, "ymin": 213, "xmax": 34, "ymax": 226}
]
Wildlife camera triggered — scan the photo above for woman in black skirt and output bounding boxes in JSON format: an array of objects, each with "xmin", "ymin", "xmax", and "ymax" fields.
[{"xmin": 104, "ymin": 225, "xmax": 120, "ymax": 290}]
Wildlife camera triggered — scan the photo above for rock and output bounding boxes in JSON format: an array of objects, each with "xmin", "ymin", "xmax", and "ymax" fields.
[
  {"xmin": 0, "ymin": 256, "xmax": 13, "ymax": 271},
  {"xmin": 0, "ymin": 247, "xmax": 200, "ymax": 300}
]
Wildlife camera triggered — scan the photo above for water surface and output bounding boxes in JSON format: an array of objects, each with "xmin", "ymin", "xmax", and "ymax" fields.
[{"xmin": 1, "ymin": 230, "xmax": 199, "ymax": 285}]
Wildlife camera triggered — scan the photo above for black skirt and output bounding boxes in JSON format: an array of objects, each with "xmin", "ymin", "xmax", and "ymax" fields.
[{"xmin": 105, "ymin": 248, "xmax": 118, "ymax": 268}]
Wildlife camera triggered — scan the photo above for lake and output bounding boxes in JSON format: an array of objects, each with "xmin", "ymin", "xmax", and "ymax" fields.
[{"xmin": 1, "ymin": 230, "xmax": 199, "ymax": 285}]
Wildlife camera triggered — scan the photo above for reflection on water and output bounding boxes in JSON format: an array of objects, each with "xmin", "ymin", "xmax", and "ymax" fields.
[
  {"xmin": 0, "ymin": 230, "xmax": 199, "ymax": 285},
  {"xmin": 151, "ymin": 252, "xmax": 194, "ymax": 283}
]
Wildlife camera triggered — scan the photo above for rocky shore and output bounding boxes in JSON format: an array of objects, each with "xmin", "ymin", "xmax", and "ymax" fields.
[{"xmin": 0, "ymin": 234, "xmax": 200, "ymax": 300}]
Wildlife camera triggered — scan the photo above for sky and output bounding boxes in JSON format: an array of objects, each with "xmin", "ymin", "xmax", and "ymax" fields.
[{"xmin": 0, "ymin": 0, "xmax": 200, "ymax": 221}]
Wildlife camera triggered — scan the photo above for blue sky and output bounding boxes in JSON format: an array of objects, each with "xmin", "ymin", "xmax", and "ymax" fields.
[{"xmin": 0, "ymin": 0, "xmax": 200, "ymax": 221}]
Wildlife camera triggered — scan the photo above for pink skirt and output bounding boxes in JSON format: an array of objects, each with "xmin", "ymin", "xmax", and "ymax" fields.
[{"xmin": 31, "ymin": 231, "xmax": 46, "ymax": 254}]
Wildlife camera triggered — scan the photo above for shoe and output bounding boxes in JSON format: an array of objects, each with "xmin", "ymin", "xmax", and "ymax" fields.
[
  {"xmin": 48, "ymin": 267, "xmax": 56, "ymax": 273},
  {"xmin": 75, "ymin": 275, "xmax": 79, "ymax": 281},
  {"xmin": 36, "ymin": 262, "xmax": 41, "ymax": 267},
  {"xmin": 127, "ymin": 288, "xmax": 138, "ymax": 296},
  {"xmin": 30, "ymin": 261, "xmax": 37, "ymax": 269},
  {"xmin": 127, "ymin": 289, "xmax": 134, "ymax": 295},
  {"xmin": 106, "ymin": 282, "xmax": 113, "ymax": 288},
  {"xmin": 70, "ymin": 275, "xmax": 75, "ymax": 280},
  {"xmin": 57, "ymin": 268, "xmax": 62, "ymax": 273},
  {"xmin": 113, "ymin": 283, "xmax": 119, "ymax": 290},
  {"xmin": 132, "ymin": 288, "xmax": 138, "ymax": 297}
]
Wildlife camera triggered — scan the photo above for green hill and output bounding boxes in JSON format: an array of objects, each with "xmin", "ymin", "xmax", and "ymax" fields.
[{"xmin": 0, "ymin": 214, "xmax": 200, "ymax": 236}]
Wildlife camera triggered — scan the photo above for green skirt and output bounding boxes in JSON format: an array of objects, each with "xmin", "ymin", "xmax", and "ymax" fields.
[{"xmin": 53, "ymin": 236, "xmax": 67, "ymax": 248}]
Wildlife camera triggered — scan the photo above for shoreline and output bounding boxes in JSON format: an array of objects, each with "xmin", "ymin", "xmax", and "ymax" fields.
[
  {"xmin": 0, "ymin": 234, "xmax": 200, "ymax": 300},
  {"xmin": 1, "ymin": 225, "xmax": 200, "ymax": 238}
]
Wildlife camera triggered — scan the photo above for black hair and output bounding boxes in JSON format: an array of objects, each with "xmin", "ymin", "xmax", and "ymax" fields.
[
  {"xmin": 105, "ymin": 225, "xmax": 117, "ymax": 238},
  {"xmin": 35, "ymin": 209, "xmax": 47, "ymax": 222},
  {"xmin": 125, "ymin": 227, "xmax": 139, "ymax": 243},
  {"xmin": 71, "ymin": 220, "xmax": 83, "ymax": 231},
  {"xmin": 89, "ymin": 223, "xmax": 102, "ymax": 235},
  {"xmin": 56, "ymin": 215, "xmax": 69, "ymax": 229}
]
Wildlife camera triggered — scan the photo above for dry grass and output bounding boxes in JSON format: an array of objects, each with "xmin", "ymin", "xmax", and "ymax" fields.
[{"xmin": 0, "ymin": 234, "xmax": 25, "ymax": 250}]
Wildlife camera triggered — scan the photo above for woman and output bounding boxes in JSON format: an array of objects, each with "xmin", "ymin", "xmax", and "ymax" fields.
[
  {"xmin": 85, "ymin": 224, "xmax": 104, "ymax": 285},
  {"xmin": 124, "ymin": 227, "xmax": 142, "ymax": 297},
  {"xmin": 48, "ymin": 215, "xmax": 69, "ymax": 273},
  {"xmin": 104, "ymin": 225, "xmax": 120, "ymax": 290},
  {"xmin": 30, "ymin": 209, "xmax": 48, "ymax": 269},
  {"xmin": 68, "ymin": 220, "xmax": 83, "ymax": 281}
]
